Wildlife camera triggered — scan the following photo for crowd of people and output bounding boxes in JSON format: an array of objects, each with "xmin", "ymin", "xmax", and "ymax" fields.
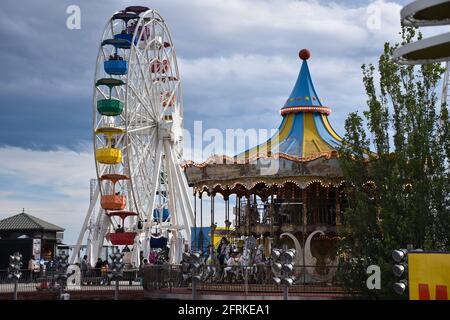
[
  {"xmin": 76, "ymin": 246, "xmax": 170, "ymax": 286},
  {"xmin": 16, "ymin": 239, "xmax": 268, "ymax": 286}
]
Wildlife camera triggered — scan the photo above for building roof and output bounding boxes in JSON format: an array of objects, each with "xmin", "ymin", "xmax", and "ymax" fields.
[
  {"xmin": 0, "ymin": 212, "xmax": 64, "ymax": 232},
  {"xmin": 237, "ymin": 49, "xmax": 343, "ymax": 162},
  {"xmin": 281, "ymin": 50, "xmax": 324, "ymax": 111},
  {"xmin": 183, "ymin": 49, "xmax": 347, "ymax": 190}
]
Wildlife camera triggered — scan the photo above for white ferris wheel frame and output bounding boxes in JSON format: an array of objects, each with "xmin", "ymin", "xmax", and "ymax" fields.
[{"xmin": 70, "ymin": 9, "xmax": 194, "ymax": 266}]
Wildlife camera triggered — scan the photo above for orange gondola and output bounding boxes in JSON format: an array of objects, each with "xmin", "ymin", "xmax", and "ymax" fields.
[{"xmin": 100, "ymin": 174, "xmax": 129, "ymax": 210}]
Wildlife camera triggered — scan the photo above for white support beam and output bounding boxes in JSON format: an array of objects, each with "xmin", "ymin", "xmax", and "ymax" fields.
[
  {"xmin": 163, "ymin": 140, "xmax": 183, "ymax": 263},
  {"xmin": 166, "ymin": 141, "xmax": 192, "ymax": 241},
  {"xmin": 171, "ymin": 147, "xmax": 195, "ymax": 224},
  {"xmin": 143, "ymin": 139, "xmax": 163, "ymax": 257},
  {"xmin": 168, "ymin": 143, "xmax": 194, "ymax": 238},
  {"xmin": 69, "ymin": 186, "xmax": 99, "ymax": 264}
]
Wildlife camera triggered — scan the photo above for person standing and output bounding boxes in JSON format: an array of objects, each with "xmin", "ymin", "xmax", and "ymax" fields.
[
  {"xmin": 27, "ymin": 255, "xmax": 34, "ymax": 282},
  {"xmin": 217, "ymin": 237, "xmax": 229, "ymax": 266},
  {"xmin": 100, "ymin": 260, "xmax": 109, "ymax": 285},
  {"xmin": 94, "ymin": 258, "xmax": 103, "ymax": 284},
  {"xmin": 80, "ymin": 255, "xmax": 88, "ymax": 284},
  {"xmin": 28, "ymin": 255, "xmax": 39, "ymax": 282},
  {"xmin": 39, "ymin": 257, "xmax": 46, "ymax": 278},
  {"xmin": 138, "ymin": 259, "xmax": 149, "ymax": 278},
  {"xmin": 94, "ymin": 258, "xmax": 103, "ymax": 275}
]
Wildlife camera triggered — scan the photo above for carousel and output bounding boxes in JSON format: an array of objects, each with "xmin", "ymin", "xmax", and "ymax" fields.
[{"xmin": 183, "ymin": 49, "xmax": 346, "ymax": 274}]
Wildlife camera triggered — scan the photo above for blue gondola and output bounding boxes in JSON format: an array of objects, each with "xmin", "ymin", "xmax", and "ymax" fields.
[
  {"xmin": 114, "ymin": 32, "xmax": 137, "ymax": 47},
  {"xmin": 104, "ymin": 60, "xmax": 128, "ymax": 75},
  {"xmin": 101, "ymin": 39, "xmax": 130, "ymax": 75},
  {"xmin": 111, "ymin": 11, "xmax": 139, "ymax": 48}
]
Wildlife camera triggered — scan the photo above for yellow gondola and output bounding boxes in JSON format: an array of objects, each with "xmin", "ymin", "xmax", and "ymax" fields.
[{"xmin": 95, "ymin": 127, "xmax": 124, "ymax": 164}]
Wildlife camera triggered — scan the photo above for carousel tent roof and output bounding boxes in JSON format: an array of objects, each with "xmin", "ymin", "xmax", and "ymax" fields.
[{"xmin": 237, "ymin": 49, "xmax": 343, "ymax": 162}]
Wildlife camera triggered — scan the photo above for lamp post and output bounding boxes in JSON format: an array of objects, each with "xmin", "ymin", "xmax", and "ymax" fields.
[
  {"xmin": 109, "ymin": 252, "xmax": 124, "ymax": 300},
  {"xmin": 392, "ymin": 248, "xmax": 409, "ymax": 295},
  {"xmin": 8, "ymin": 252, "xmax": 23, "ymax": 300},
  {"xmin": 392, "ymin": 248, "xmax": 423, "ymax": 296},
  {"xmin": 271, "ymin": 248, "xmax": 296, "ymax": 300}
]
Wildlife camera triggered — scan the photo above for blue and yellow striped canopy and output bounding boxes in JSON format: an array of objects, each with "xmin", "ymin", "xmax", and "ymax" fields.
[{"xmin": 238, "ymin": 53, "xmax": 343, "ymax": 161}]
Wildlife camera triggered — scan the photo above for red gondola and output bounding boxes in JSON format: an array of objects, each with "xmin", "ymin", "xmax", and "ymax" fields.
[{"xmin": 105, "ymin": 211, "xmax": 138, "ymax": 245}]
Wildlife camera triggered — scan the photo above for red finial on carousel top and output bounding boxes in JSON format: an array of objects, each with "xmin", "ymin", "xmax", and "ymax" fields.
[{"xmin": 299, "ymin": 49, "xmax": 311, "ymax": 60}]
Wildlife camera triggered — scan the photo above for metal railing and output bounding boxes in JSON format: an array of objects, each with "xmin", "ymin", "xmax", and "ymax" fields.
[
  {"xmin": 0, "ymin": 268, "xmax": 143, "ymax": 295},
  {"xmin": 0, "ymin": 264, "xmax": 344, "ymax": 298},
  {"xmin": 142, "ymin": 264, "xmax": 343, "ymax": 293},
  {"xmin": 236, "ymin": 202, "xmax": 337, "ymax": 227}
]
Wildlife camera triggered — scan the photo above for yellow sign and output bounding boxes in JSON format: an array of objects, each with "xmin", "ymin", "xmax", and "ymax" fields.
[
  {"xmin": 208, "ymin": 227, "xmax": 233, "ymax": 248},
  {"xmin": 408, "ymin": 252, "xmax": 450, "ymax": 300}
]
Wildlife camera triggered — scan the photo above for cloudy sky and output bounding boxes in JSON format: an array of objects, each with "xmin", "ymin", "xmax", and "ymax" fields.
[{"xmin": 0, "ymin": 0, "xmax": 426, "ymax": 244}]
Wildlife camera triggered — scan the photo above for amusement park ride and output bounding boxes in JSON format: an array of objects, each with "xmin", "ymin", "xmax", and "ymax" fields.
[
  {"xmin": 69, "ymin": 1, "xmax": 449, "ymax": 272},
  {"xmin": 70, "ymin": 6, "xmax": 194, "ymax": 266},
  {"xmin": 393, "ymin": 0, "xmax": 450, "ymax": 106}
]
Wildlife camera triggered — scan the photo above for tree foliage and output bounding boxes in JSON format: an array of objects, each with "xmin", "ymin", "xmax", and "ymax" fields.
[{"xmin": 337, "ymin": 27, "xmax": 450, "ymax": 299}]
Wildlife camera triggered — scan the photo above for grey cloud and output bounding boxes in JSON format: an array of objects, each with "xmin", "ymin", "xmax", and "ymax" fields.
[{"xmin": 0, "ymin": 0, "xmax": 402, "ymax": 151}]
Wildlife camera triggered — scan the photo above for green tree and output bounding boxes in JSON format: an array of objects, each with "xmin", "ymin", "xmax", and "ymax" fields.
[{"xmin": 337, "ymin": 27, "xmax": 450, "ymax": 299}]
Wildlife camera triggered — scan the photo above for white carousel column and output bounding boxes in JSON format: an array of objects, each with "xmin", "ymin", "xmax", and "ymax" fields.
[
  {"xmin": 200, "ymin": 192, "xmax": 203, "ymax": 252},
  {"xmin": 193, "ymin": 190, "xmax": 197, "ymax": 250},
  {"xmin": 70, "ymin": 185, "xmax": 100, "ymax": 264},
  {"xmin": 210, "ymin": 193, "xmax": 215, "ymax": 252},
  {"xmin": 225, "ymin": 195, "xmax": 230, "ymax": 231}
]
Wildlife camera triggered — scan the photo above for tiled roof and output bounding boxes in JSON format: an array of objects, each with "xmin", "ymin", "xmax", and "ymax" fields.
[{"xmin": 0, "ymin": 213, "xmax": 64, "ymax": 232}]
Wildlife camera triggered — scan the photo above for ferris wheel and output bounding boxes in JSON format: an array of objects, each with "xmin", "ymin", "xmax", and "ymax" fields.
[{"xmin": 70, "ymin": 6, "xmax": 194, "ymax": 266}]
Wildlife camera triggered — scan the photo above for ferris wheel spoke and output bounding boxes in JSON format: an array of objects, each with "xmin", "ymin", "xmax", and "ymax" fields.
[
  {"xmin": 128, "ymin": 133, "xmax": 155, "ymax": 172},
  {"xmin": 128, "ymin": 146, "xmax": 151, "ymax": 179},
  {"xmin": 130, "ymin": 159, "xmax": 154, "ymax": 215},
  {"xmin": 133, "ymin": 51, "xmax": 159, "ymax": 117},
  {"xmin": 126, "ymin": 124, "xmax": 156, "ymax": 134},
  {"xmin": 126, "ymin": 95, "xmax": 155, "ymax": 127},
  {"xmin": 95, "ymin": 87, "xmax": 110, "ymax": 101},
  {"xmin": 128, "ymin": 83, "xmax": 157, "ymax": 122}
]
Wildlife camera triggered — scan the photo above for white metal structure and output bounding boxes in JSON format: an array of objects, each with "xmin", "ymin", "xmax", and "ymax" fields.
[
  {"xmin": 401, "ymin": 0, "xmax": 450, "ymax": 26},
  {"xmin": 70, "ymin": 8, "xmax": 194, "ymax": 266},
  {"xmin": 393, "ymin": 0, "xmax": 450, "ymax": 108},
  {"xmin": 392, "ymin": 32, "xmax": 450, "ymax": 65}
]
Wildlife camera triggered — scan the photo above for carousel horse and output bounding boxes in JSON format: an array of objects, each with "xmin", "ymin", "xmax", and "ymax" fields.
[{"xmin": 253, "ymin": 245, "xmax": 266, "ymax": 283}]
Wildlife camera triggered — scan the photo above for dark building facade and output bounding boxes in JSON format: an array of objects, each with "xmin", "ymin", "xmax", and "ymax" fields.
[{"xmin": 0, "ymin": 211, "xmax": 64, "ymax": 269}]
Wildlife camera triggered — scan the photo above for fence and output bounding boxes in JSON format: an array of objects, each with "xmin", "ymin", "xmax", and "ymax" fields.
[
  {"xmin": 0, "ymin": 268, "xmax": 143, "ymax": 297},
  {"xmin": 0, "ymin": 264, "xmax": 345, "ymax": 299},
  {"xmin": 143, "ymin": 264, "xmax": 345, "ymax": 294},
  {"xmin": 236, "ymin": 202, "xmax": 338, "ymax": 227}
]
